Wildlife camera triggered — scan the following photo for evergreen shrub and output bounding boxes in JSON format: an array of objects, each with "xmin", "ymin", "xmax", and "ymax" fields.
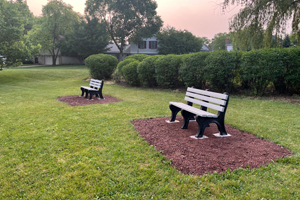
[
  {"xmin": 179, "ymin": 52, "xmax": 210, "ymax": 89},
  {"xmin": 137, "ymin": 55, "xmax": 162, "ymax": 87},
  {"xmin": 122, "ymin": 60, "xmax": 140, "ymax": 86},
  {"xmin": 154, "ymin": 55, "xmax": 183, "ymax": 88},
  {"xmin": 205, "ymin": 51, "xmax": 242, "ymax": 93},
  {"xmin": 85, "ymin": 54, "xmax": 118, "ymax": 79},
  {"xmin": 124, "ymin": 54, "xmax": 150, "ymax": 62}
]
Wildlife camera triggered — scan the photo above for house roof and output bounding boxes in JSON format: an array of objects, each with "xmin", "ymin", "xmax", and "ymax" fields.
[{"xmin": 106, "ymin": 44, "xmax": 130, "ymax": 53}]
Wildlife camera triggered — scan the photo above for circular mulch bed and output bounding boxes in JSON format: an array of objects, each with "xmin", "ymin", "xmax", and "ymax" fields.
[
  {"xmin": 57, "ymin": 95, "xmax": 122, "ymax": 106},
  {"xmin": 132, "ymin": 116, "xmax": 292, "ymax": 176}
]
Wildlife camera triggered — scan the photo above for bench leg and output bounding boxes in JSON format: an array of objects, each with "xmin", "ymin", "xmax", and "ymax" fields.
[
  {"xmin": 216, "ymin": 120, "xmax": 227, "ymax": 136},
  {"xmin": 80, "ymin": 87, "xmax": 85, "ymax": 97},
  {"xmin": 195, "ymin": 117, "xmax": 211, "ymax": 138},
  {"xmin": 181, "ymin": 110, "xmax": 195, "ymax": 129},
  {"xmin": 169, "ymin": 104, "xmax": 181, "ymax": 122},
  {"xmin": 98, "ymin": 91, "xmax": 104, "ymax": 99},
  {"xmin": 88, "ymin": 92, "xmax": 93, "ymax": 100}
]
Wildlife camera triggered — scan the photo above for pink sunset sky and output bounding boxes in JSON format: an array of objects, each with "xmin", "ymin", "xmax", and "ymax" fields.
[{"xmin": 26, "ymin": 0, "xmax": 241, "ymax": 39}]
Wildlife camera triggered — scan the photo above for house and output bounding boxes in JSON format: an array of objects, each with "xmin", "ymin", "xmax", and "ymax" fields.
[
  {"xmin": 105, "ymin": 36, "xmax": 210, "ymax": 60},
  {"xmin": 225, "ymin": 37, "xmax": 233, "ymax": 51},
  {"xmin": 37, "ymin": 49, "xmax": 82, "ymax": 65}
]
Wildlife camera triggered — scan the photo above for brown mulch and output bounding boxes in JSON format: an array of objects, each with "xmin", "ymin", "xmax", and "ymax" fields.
[
  {"xmin": 132, "ymin": 116, "xmax": 292, "ymax": 176},
  {"xmin": 57, "ymin": 95, "xmax": 122, "ymax": 106}
]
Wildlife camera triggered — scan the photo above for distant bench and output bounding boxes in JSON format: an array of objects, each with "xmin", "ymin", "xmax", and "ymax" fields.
[
  {"xmin": 80, "ymin": 79, "xmax": 104, "ymax": 100},
  {"xmin": 168, "ymin": 87, "xmax": 230, "ymax": 138}
]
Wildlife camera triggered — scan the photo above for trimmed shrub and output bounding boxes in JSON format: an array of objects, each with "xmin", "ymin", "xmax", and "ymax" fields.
[
  {"xmin": 116, "ymin": 58, "xmax": 137, "ymax": 77},
  {"xmin": 240, "ymin": 48, "xmax": 284, "ymax": 96},
  {"xmin": 124, "ymin": 54, "xmax": 150, "ymax": 62},
  {"xmin": 179, "ymin": 52, "xmax": 210, "ymax": 89},
  {"xmin": 137, "ymin": 55, "xmax": 162, "ymax": 87},
  {"xmin": 204, "ymin": 51, "xmax": 242, "ymax": 93},
  {"xmin": 122, "ymin": 60, "xmax": 140, "ymax": 86},
  {"xmin": 154, "ymin": 55, "xmax": 183, "ymax": 88},
  {"xmin": 279, "ymin": 47, "xmax": 300, "ymax": 94},
  {"xmin": 85, "ymin": 54, "xmax": 118, "ymax": 79}
]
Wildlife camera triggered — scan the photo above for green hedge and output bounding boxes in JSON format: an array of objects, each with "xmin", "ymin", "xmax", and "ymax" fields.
[
  {"xmin": 241, "ymin": 48, "xmax": 284, "ymax": 96},
  {"xmin": 85, "ymin": 54, "xmax": 118, "ymax": 80},
  {"xmin": 137, "ymin": 55, "xmax": 162, "ymax": 87},
  {"xmin": 122, "ymin": 60, "xmax": 140, "ymax": 86},
  {"xmin": 124, "ymin": 54, "xmax": 150, "ymax": 62},
  {"xmin": 204, "ymin": 51, "xmax": 242, "ymax": 93},
  {"xmin": 116, "ymin": 58, "xmax": 137, "ymax": 77},
  {"xmin": 179, "ymin": 52, "xmax": 209, "ymax": 89},
  {"xmin": 154, "ymin": 55, "xmax": 183, "ymax": 88}
]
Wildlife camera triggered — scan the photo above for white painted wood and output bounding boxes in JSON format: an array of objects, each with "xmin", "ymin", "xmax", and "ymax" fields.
[
  {"xmin": 187, "ymin": 87, "xmax": 228, "ymax": 100},
  {"xmin": 169, "ymin": 102, "xmax": 218, "ymax": 118},
  {"xmin": 184, "ymin": 97, "xmax": 225, "ymax": 112},
  {"xmin": 185, "ymin": 91, "xmax": 227, "ymax": 105}
]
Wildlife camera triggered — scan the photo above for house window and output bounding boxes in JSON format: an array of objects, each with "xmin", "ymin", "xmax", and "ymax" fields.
[
  {"xmin": 138, "ymin": 41, "xmax": 146, "ymax": 49},
  {"xmin": 149, "ymin": 41, "xmax": 157, "ymax": 49}
]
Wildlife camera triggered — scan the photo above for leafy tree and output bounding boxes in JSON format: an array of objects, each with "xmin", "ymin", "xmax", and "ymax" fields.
[
  {"xmin": 60, "ymin": 17, "xmax": 110, "ymax": 62},
  {"xmin": 223, "ymin": 0, "xmax": 300, "ymax": 47},
  {"xmin": 211, "ymin": 32, "xmax": 230, "ymax": 51},
  {"xmin": 283, "ymin": 35, "xmax": 291, "ymax": 48},
  {"xmin": 0, "ymin": 0, "xmax": 40, "ymax": 68},
  {"xmin": 85, "ymin": 0, "xmax": 163, "ymax": 61},
  {"xmin": 29, "ymin": 0, "xmax": 80, "ymax": 65},
  {"xmin": 156, "ymin": 27, "xmax": 204, "ymax": 55}
]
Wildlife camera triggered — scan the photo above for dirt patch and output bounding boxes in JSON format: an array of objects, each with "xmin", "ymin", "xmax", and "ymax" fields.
[
  {"xmin": 57, "ymin": 95, "xmax": 122, "ymax": 106},
  {"xmin": 132, "ymin": 116, "xmax": 292, "ymax": 176}
]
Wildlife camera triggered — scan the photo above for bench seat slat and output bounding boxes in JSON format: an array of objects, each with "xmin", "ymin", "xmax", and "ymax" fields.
[
  {"xmin": 185, "ymin": 92, "xmax": 227, "ymax": 106},
  {"xmin": 187, "ymin": 87, "xmax": 228, "ymax": 100},
  {"xmin": 81, "ymin": 86, "xmax": 98, "ymax": 91},
  {"xmin": 170, "ymin": 102, "xmax": 218, "ymax": 118},
  {"xmin": 184, "ymin": 97, "xmax": 225, "ymax": 112}
]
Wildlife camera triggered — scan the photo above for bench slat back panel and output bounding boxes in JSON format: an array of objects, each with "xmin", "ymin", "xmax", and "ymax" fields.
[
  {"xmin": 185, "ymin": 92, "xmax": 227, "ymax": 106},
  {"xmin": 184, "ymin": 96, "xmax": 225, "ymax": 112},
  {"xmin": 89, "ymin": 79, "xmax": 102, "ymax": 88},
  {"xmin": 187, "ymin": 87, "xmax": 228, "ymax": 100}
]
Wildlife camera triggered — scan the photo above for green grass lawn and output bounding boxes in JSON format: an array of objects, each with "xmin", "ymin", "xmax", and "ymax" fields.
[{"xmin": 0, "ymin": 65, "xmax": 299, "ymax": 199}]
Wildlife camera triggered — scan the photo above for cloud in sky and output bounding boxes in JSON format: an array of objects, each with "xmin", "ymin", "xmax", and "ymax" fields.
[{"xmin": 26, "ymin": 0, "xmax": 241, "ymax": 39}]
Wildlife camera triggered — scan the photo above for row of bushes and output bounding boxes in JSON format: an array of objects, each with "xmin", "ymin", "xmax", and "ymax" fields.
[{"xmin": 85, "ymin": 47, "xmax": 300, "ymax": 96}]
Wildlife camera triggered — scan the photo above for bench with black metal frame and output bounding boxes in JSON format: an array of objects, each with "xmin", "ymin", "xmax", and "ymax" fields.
[
  {"xmin": 80, "ymin": 79, "xmax": 104, "ymax": 100},
  {"xmin": 168, "ymin": 87, "xmax": 230, "ymax": 139}
]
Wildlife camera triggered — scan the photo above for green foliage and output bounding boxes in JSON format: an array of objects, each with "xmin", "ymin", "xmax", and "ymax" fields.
[
  {"xmin": 154, "ymin": 55, "xmax": 183, "ymax": 88},
  {"xmin": 223, "ymin": 0, "xmax": 300, "ymax": 47},
  {"xmin": 278, "ymin": 47, "xmax": 300, "ymax": 94},
  {"xmin": 60, "ymin": 17, "xmax": 110, "ymax": 61},
  {"xmin": 124, "ymin": 54, "xmax": 150, "ymax": 62},
  {"xmin": 0, "ymin": 0, "xmax": 39, "ymax": 67},
  {"xmin": 85, "ymin": 0, "xmax": 162, "ymax": 60},
  {"xmin": 282, "ymin": 35, "xmax": 291, "ymax": 48},
  {"xmin": 240, "ymin": 48, "xmax": 285, "ymax": 96},
  {"xmin": 230, "ymin": 27, "xmax": 264, "ymax": 51},
  {"xmin": 205, "ymin": 51, "xmax": 242, "ymax": 93},
  {"xmin": 212, "ymin": 32, "xmax": 230, "ymax": 51},
  {"xmin": 85, "ymin": 54, "xmax": 118, "ymax": 79},
  {"xmin": 179, "ymin": 52, "xmax": 210, "ymax": 88},
  {"xmin": 28, "ymin": 0, "xmax": 80, "ymax": 65},
  {"xmin": 157, "ymin": 27, "xmax": 204, "ymax": 55},
  {"xmin": 137, "ymin": 55, "xmax": 162, "ymax": 87},
  {"xmin": 116, "ymin": 58, "xmax": 137, "ymax": 77},
  {"xmin": 122, "ymin": 60, "xmax": 140, "ymax": 86}
]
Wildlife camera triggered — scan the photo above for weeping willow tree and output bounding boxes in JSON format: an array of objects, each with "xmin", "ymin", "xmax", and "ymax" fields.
[{"xmin": 223, "ymin": 0, "xmax": 300, "ymax": 48}]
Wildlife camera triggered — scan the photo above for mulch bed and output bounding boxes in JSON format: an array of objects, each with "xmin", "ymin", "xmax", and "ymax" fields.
[
  {"xmin": 57, "ymin": 95, "xmax": 122, "ymax": 106},
  {"xmin": 55, "ymin": 96, "xmax": 292, "ymax": 176},
  {"xmin": 132, "ymin": 116, "xmax": 292, "ymax": 176}
]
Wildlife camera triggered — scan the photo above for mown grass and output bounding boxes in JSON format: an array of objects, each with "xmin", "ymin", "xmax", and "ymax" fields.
[{"xmin": 0, "ymin": 65, "xmax": 299, "ymax": 199}]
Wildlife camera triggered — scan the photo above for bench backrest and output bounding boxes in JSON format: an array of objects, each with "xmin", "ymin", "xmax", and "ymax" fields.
[
  {"xmin": 184, "ymin": 87, "xmax": 229, "ymax": 113},
  {"xmin": 89, "ymin": 79, "xmax": 102, "ymax": 89}
]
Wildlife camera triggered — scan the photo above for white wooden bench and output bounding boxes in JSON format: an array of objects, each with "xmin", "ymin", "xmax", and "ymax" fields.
[
  {"xmin": 169, "ymin": 87, "xmax": 229, "ymax": 138},
  {"xmin": 80, "ymin": 79, "xmax": 104, "ymax": 100}
]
